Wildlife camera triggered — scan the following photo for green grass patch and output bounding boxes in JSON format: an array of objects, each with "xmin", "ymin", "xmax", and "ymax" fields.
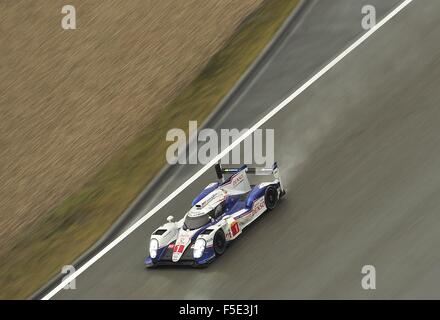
[{"xmin": 0, "ymin": 0, "xmax": 300, "ymax": 299}]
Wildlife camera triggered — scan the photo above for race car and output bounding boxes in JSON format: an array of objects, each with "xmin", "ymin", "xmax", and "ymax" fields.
[{"xmin": 145, "ymin": 162, "xmax": 285, "ymax": 267}]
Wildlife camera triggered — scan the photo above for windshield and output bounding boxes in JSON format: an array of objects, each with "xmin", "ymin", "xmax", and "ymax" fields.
[{"xmin": 184, "ymin": 214, "xmax": 210, "ymax": 230}]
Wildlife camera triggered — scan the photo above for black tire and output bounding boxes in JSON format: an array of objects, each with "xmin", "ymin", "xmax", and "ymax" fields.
[
  {"xmin": 264, "ymin": 186, "xmax": 279, "ymax": 210},
  {"xmin": 213, "ymin": 230, "xmax": 227, "ymax": 256}
]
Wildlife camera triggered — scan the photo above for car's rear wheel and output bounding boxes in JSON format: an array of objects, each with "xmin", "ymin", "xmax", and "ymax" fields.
[
  {"xmin": 213, "ymin": 230, "xmax": 226, "ymax": 256},
  {"xmin": 264, "ymin": 186, "xmax": 279, "ymax": 210}
]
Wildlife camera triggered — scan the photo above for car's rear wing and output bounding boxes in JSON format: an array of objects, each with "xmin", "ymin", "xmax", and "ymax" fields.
[
  {"xmin": 215, "ymin": 162, "xmax": 284, "ymax": 191},
  {"xmin": 215, "ymin": 162, "xmax": 279, "ymax": 177}
]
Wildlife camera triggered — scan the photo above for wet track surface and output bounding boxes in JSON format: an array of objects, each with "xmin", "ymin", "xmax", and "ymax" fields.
[{"xmin": 52, "ymin": 0, "xmax": 440, "ymax": 299}]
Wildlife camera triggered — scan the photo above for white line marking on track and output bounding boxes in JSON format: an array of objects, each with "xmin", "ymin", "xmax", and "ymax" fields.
[{"xmin": 42, "ymin": 0, "xmax": 414, "ymax": 300}]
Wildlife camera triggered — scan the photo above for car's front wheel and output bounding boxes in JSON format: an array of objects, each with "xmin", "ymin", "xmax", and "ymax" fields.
[{"xmin": 213, "ymin": 230, "xmax": 226, "ymax": 256}]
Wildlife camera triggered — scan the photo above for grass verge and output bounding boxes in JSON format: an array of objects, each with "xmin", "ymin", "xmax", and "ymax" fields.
[{"xmin": 0, "ymin": 0, "xmax": 299, "ymax": 299}]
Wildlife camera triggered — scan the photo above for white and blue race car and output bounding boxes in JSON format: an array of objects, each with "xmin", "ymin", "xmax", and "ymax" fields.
[{"xmin": 145, "ymin": 163, "xmax": 285, "ymax": 267}]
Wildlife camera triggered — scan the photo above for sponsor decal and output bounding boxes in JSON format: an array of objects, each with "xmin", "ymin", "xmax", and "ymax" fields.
[
  {"xmin": 231, "ymin": 173, "xmax": 244, "ymax": 187},
  {"xmin": 231, "ymin": 221, "xmax": 240, "ymax": 236},
  {"xmin": 252, "ymin": 197, "xmax": 265, "ymax": 215},
  {"xmin": 173, "ymin": 245, "xmax": 185, "ymax": 253}
]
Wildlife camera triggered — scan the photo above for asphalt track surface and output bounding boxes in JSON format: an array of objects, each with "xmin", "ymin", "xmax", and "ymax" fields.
[{"xmin": 52, "ymin": 0, "xmax": 440, "ymax": 299}]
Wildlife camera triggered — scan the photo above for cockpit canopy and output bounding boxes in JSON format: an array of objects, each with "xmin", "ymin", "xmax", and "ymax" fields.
[{"xmin": 183, "ymin": 203, "xmax": 224, "ymax": 230}]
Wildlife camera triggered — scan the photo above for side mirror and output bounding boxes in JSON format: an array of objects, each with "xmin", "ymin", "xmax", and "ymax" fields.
[{"xmin": 167, "ymin": 215, "xmax": 174, "ymax": 223}]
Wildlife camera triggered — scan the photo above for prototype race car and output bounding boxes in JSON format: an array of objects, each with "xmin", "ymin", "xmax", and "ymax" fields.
[{"xmin": 145, "ymin": 162, "xmax": 285, "ymax": 267}]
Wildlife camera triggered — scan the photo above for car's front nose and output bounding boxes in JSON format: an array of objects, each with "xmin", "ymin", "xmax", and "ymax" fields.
[{"xmin": 145, "ymin": 240, "xmax": 216, "ymax": 267}]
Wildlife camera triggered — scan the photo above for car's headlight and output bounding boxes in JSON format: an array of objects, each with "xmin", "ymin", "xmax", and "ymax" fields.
[
  {"xmin": 193, "ymin": 238, "xmax": 206, "ymax": 259},
  {"xmin": 149, "ymin": 239, "xmax": 159, "ymax": 258}
]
